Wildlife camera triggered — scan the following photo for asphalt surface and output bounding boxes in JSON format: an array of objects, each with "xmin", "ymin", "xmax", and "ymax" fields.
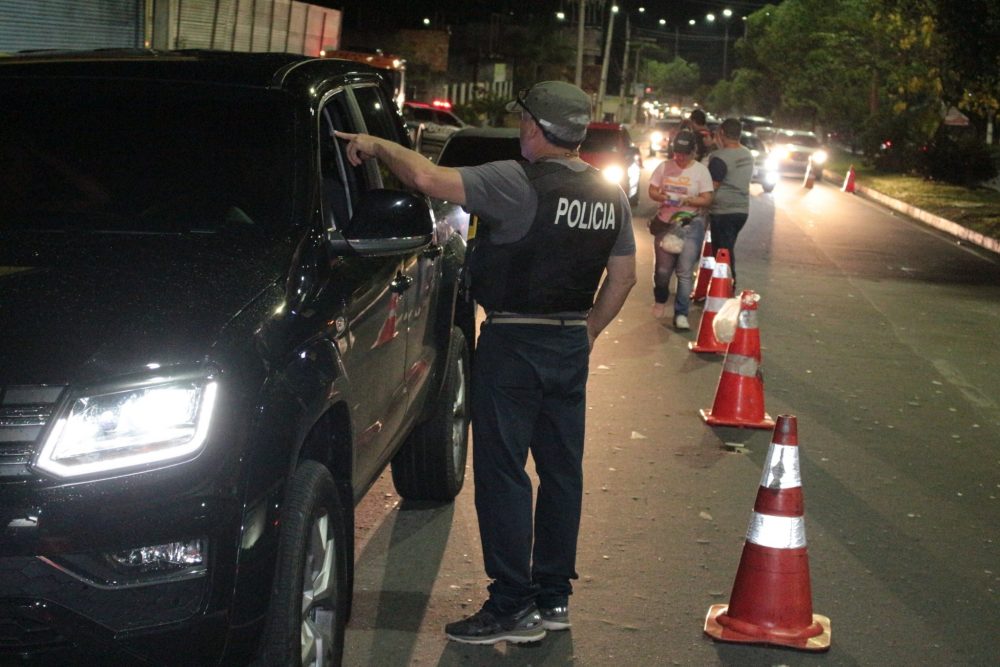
[{"xmin": 343, "ymin": 159, "xmax": 1000, "ymax": 666}]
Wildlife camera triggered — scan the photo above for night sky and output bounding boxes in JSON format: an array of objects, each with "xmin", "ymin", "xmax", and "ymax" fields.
[{"xmin": 323, "ymin": 1, "xmax": 775, "ymax": 32}]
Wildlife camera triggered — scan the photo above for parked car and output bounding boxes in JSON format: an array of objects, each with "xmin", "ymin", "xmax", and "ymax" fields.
[
  {"xmin": 647, "ymin": 116, "xmax": 683, "ymax": 157},
  {"xmin": 579, "ymin": 122, "xmax": 643, "ymax": 206},
  {"xmin": 402, "ymin": 100, "xmax": 467, "ymax": 161},
  {"xmin": 0, "ymin": 50, "xmax": 473, "ymax": 666},
  {"xmin": 754, "ymin": 125, "xmax": 778, "ymax": 149},
  {"xmin": 436, "ymin": 126, "xmax": 523, "ymax": 168},
  {"xmin": 740, "ymin": 131, "xmax": 779, "ymax": 193},
  {"xmin": 739, "ymin": 115, "xmax": 774, "ymax": 133},
  {"xmin": 769, "ymin": 129, "xmax": 829, "ymax": 180}
]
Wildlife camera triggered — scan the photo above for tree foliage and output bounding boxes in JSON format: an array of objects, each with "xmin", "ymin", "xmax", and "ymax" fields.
[
  {"xmin": 644, "ymin": 57, "xmax": 700, "ymax": 100},
  {"xmin": 721, "ymin": 0, "xmax": 995, "ymax": 176}
]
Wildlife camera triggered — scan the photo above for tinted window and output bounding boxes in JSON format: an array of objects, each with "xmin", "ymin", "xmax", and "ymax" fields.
[
  {"xmin": 437, "ymin": 136, "xmax": 522, "ymax": 167},
  {"xmin": 740, "ymin": 134, "xmax": 764, "ymax": 151},
  {"xmin": 581, "ymin": 128, "xmax": 625, "ymax": 152},
  {"xmin": 430, "ymin": 111, "xmax": 459, "ymax": 128},
  {"xmin": 355, "ymin": 85, "xmax": 407, "ymax": 191},
  {"xmin": 775, "ymin": 133, "xmax": 820, "ymax": 147},
  {"xmin": 0, "ymin": 80, "xmax": 295, "ymax": 238},
  {"xmin": 405, "ymin": 106, "xmax": 435, "ymax": 122},
  {"xmin": 320, "ymin": 91, "xmax": 365, "ymax": 228}
]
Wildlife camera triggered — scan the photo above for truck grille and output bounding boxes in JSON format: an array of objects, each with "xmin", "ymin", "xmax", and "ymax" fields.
[{"xmin": 0, "ymin": 386, "xmax": 65, "ymax": 480}]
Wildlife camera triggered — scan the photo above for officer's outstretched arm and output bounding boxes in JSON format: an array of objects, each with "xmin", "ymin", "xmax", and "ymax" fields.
[
  {"xmin": 587, "ymin": 253, "xmax": 637, "ymax": 349},
  {"xmin": 334, "ymin": 130, "xmax": 466, "ymax": 204}
]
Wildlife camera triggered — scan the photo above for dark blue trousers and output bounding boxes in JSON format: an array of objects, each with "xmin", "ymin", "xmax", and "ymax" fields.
[{"xmin": 471, "ymin": 320, "xmax": 590, "ymax": 614}]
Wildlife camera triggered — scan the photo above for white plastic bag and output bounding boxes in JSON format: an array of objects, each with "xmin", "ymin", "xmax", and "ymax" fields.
[
  {"xmin": 712, "ymin": 297, "xmax": 741, "ymax": 343},
  {"xmin": 658, "ymin": 231, "xmax": 685, "ymax": 254}
]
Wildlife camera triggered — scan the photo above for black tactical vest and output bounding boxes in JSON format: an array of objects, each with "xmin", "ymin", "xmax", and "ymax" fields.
[{"xmin": 469, "ymin": 160, "xmax": 624, "ymax": 314}]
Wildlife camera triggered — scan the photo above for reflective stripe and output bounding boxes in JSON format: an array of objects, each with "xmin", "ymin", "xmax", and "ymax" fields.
[
  {"xmin": 722, "ymin": 353, "xmax": 758, "ymax": 378},
  {"xmin": 746, "ymin": 512, "xmax": 807, "ymax": 549},
  {"xmin": 700, "ymin": 257, "xmax": 716, "ymax": 269},
  {"xmin": 759, "ymin": 443, "xmax": 802, "ymax": 489},
  {"xmin": 737, "ymin": 309, "xmax": 759, "ymax": 329},
  {"xmin": 706, "ymin": 296, "xmax": 729, "ymax": 312},
  {"xmin": 712, "ymin": 264, "xmax": 731, "ymax": 279}
]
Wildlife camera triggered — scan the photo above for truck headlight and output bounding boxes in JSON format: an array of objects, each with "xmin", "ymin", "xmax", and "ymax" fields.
[
  {"xmin": 36, "ymin": 378, "xmax": 218, "ymax": 478},
  {"xmin": 811, "ymin": 150, "xmax": 828, "ymax": 165},
  {"xmin": 602, "ymin": 164, "xmax": 625, "ymax": 184}
]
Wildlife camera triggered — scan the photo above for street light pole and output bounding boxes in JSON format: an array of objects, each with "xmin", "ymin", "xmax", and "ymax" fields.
[
  {"xmin": 617, "ymin": 13, "xmax": 631, "ymax": 122},
  {"xmin": 575, "ymin": 0, "xmax": 586, "ymax": 87},
  {"xmin": 596, "ymin": 3, "xmax": 618, "ymax": 122},
  {"xmin": 722, "ymin": 8, "xmax": 732, "ymax": 80}
]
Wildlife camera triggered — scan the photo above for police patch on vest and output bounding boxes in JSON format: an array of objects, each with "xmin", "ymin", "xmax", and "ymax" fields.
[{"xmin": 554, "ymin": 197, "xmax": 617, "ymax": 230}]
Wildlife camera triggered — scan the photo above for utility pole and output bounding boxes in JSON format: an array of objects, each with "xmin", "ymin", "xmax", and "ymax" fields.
[
  {"xmin": 575, "ymin": 0, "xmax": 586, "ymax": 87},
  {"xmin": 617, "ymin": 13, "xmax": 631, "ymax": 122},
  {"xmin": 596, "ymin": 2, "xmax": 617, "ymax": 121}
]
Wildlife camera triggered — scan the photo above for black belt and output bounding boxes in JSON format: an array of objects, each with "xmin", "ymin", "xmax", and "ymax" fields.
[{"xmin": 485, "ymin": 315, "xmax": 588, "ymax": 327}]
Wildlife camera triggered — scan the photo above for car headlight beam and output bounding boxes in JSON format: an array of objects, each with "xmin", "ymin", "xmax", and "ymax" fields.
[
  {"xmin": 602, "ymin": 164, "xmax": 625, "ymax": 184},
  {"xmin": 36, "ymin": 379, "xmax": 218, "ymax": 478},
  {"xmin": 811, "ymin": 149, "xmax": 828, "ymax": 165}
]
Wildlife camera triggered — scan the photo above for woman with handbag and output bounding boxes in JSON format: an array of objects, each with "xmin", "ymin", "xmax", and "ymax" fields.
[{"xmin": 647, "ymin": 130, "xmax": 715, "ymax": 330}]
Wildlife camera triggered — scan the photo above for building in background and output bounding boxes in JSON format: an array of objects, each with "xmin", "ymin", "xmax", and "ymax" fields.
[{"xmin": 0, "ymin": 0, "xmax": 340, "ymax": 57}]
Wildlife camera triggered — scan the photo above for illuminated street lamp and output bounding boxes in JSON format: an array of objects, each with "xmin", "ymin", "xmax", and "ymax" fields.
[{"xmin": 721, "ymin": 8, "xmax": 733, "ymax": 79}]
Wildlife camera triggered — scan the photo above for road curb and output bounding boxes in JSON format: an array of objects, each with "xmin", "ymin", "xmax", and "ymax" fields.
[{"xmin": 827, "ymin": 170, "xmax": 1000, "ymax": 255}]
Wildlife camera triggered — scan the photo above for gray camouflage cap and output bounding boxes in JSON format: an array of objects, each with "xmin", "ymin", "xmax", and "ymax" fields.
[{"xmin": 506, "ymin": 81, "xmax": 592, "ymax": 146}]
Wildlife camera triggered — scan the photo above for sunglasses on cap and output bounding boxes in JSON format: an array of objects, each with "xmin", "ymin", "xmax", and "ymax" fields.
[{"xmin": 515, "ymin": 88, "xmax": 543, "ymax": 127}]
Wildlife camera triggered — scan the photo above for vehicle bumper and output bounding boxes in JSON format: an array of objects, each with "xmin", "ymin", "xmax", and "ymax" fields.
[{"xmin": 0, "ymin": 466, "xmax": 259, "ymax": 664}]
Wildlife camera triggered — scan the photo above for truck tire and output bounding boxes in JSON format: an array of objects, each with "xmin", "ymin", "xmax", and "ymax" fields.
[
  {"xmin": 255, "ymin": 461, "xmax": 348, "ymax": 667},
  {"xmin": 391, "ymin": 327, "xmax": 470, "ymax": 501}
]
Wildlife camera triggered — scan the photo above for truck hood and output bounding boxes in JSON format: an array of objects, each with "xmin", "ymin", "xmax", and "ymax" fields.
[{"xmin": 0, "ymin": 233, "xmax": 291, "ymax": 385}]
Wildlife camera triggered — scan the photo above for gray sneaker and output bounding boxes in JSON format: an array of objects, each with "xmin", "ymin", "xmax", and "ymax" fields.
[
  {"xmin": 445, "ymin": 604, "xmax": 546, "ymax": 644},
  {"xmin": 673, "ymin": 314, "xmax": 690, "ymax": 331},
  {"xmin": 539, "ymin": 605, "xmax": 571, "ymax": 631}
]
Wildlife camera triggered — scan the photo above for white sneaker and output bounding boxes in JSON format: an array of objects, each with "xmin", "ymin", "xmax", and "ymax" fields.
[
  {"xmin": 652, "ymin": 303, "xmax": 667, "ymax": 318},
  {"xmin": 673, "ymin": 314, "xmax": 690, "ymax": 330}
]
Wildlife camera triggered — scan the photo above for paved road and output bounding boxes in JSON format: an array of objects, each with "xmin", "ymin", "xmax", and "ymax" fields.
[{"xmin": 343, "ymin": 161, "xmax": 1000, "ymax": 666}]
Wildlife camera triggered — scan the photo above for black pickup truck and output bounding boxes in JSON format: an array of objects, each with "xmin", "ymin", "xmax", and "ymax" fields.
[{"xmin": 0, "ymin": 50, "xmax": 472, "ymax": 665}]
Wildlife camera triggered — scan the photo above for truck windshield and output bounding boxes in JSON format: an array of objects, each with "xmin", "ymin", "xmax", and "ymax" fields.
[{"xmin": 0, "ymin": 80, "xmax": 296, "ymax": 238}]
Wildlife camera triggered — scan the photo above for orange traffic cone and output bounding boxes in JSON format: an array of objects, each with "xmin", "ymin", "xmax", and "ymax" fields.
[
  {"xmin": 689, "ymin": 249, "xmax": 733, "ymax": 354},
  {"xmin": 699, "ymin": 290, "xmax": 774, "ymax": 429},
  {"xmin": 802, "ymin": 162, "xmax": 815, "ymax": 189},
  {"xmin": 704, "ymin": 415, "xmax": 831, "ymax": 651},
  {"xmin": 690, "ymin": 228, "xmax": 715, "ymax": 303},
  {"xmin": 841, "ymin": 165, "xmax": 856, "ymax": 193},
  {"xmin": 372, "ymin": 292, "xmax": 400, "ymax": 348}
]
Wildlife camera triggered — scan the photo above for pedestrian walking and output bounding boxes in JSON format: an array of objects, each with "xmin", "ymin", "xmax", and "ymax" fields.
[
  {"xmin": 336, "ymin": 80, "xmax": 637, "ymax": 646},
  {"xmin": 682, "ymin": 108, "xmax": 716, "ymax": 161},
  {"xmin": 707, "ymin": 118, "xmax": 754, "ymax": 286},
  {"xmin": 647, "ymin": 130, "xmax": 714, "ymax": 330}
]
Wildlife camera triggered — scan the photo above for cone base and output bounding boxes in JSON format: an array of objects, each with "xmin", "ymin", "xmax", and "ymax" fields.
[
  {"xmin": 704, "ymin": 604, "xmax": 831, "ymax": 651},
  {"xmin": 700, "ymin": 408, "xmax": 775, "ymax": 430},
  {"xmin": 689, "ymin": 341, "xmax": 727, "ymax": 354}
]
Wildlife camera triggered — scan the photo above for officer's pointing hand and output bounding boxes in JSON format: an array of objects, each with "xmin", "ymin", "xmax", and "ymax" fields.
[{"xmin": 334, "ymin": 130, "xmax": 374, "ymax": 167}]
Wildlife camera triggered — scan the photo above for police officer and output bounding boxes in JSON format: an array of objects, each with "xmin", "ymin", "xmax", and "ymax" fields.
[{"xmin": 336, "ymin": 81, "xmax": 636, "ymax": 645}]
